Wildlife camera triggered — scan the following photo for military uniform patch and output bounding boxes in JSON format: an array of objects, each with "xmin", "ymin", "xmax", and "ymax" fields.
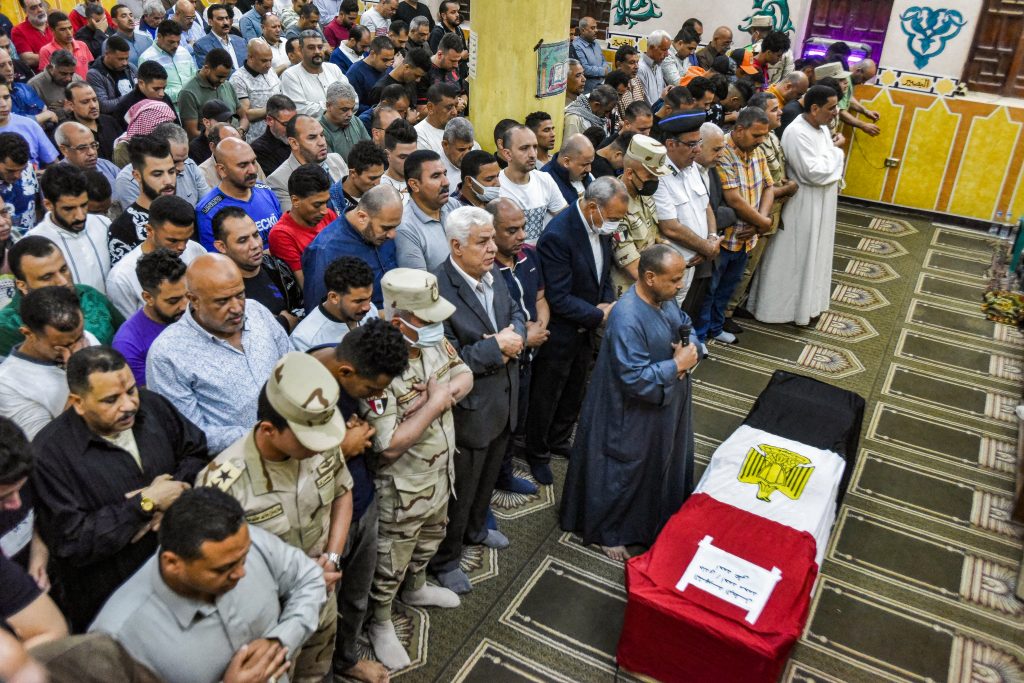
[
  {"xmin": 245, "ymin": 503, "xmax": 284, "ymax": 524},
  {"xmin": 443, "ymin": 339, "xmax": 457, "ymax": 358},
  {"xmin": 205, "ymin": 461, "xmax": 243, "ymax": 492},
  {"xmin": 368, "ymin": 396, "xmax": 388, "ymax": 415}
]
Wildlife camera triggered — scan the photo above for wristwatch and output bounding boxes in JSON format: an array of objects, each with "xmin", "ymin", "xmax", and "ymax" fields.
[
  {"xmin": 139, "ymin": 495, "xmax": 156, "ymax": 514},
  {"xmin": 325, "ymin": 552, "xmax": 342, "ymax": 569}
]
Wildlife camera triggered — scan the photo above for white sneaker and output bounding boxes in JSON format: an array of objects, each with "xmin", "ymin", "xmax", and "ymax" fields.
[
  {"xmin": 401, "ymin": 583, "xmax": 461, "ymax": 608},
  {"xmin": 713, "ymin": 330, "xmax": 737, "ymax": 344},
  {"xmin": 368, "ymin": 619, "xmax": 411, "ymax": 670}
]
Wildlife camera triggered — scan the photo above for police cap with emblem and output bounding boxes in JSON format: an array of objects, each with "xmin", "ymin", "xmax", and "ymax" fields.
[
  {"xmin": 625, "ymin": 134, "xmax": 672, "ymax": 176},
  {"xmin": 381, "ymin": 268, "xmax": 456, "ymax": 323},
  {"xmin": 659, "ymin": 111, "xmax": 707, "ymax": 136},
  {"xmin": 266, "ymin": 352, "xmax": 347, "ymax": 452}
]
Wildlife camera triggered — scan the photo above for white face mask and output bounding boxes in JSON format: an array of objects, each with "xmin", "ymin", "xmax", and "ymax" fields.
[
  {"xmin": 469, "ymin": 175, "xmax": 500, "ymax": 202},
  {"xmin": 401, "ymin": 317, "xmax": 445, "ymax": 348},
  {"xmin": 590, "ymin": 205, "xmax": 621, "ymax": 236}
]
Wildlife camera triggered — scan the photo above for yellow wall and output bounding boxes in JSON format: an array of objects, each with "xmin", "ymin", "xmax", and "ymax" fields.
[
  {"xmin": 467, "ymin": 0, "xmax": 571, "ymax": 154},
  {"xmin": 842, "ymin": 85, "xmax": 1024, "ymax": 222}
]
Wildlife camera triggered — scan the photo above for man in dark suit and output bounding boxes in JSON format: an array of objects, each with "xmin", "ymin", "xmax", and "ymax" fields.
[
  {"xmin": 428, "ymin": 205, "xmax": 526, "ymax": 594},
  {"xmin": 192, "ymin": 3, "xmax": 247, "ymax": 69},
  {"xmin": 526, "ymin": 176, "xmax": 629, "ymax": 485}
]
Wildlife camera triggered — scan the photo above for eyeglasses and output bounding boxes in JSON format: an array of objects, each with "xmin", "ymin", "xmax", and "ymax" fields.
[{"xmin": 65, "ymin": 142, "xmax": 100, "ymax": 153}]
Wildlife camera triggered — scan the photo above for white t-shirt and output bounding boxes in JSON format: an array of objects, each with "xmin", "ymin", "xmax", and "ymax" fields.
[
  {"xmin": 29, "ymin": 214, "xmax": 111, "ymax": 294},
  {"xmin": 290, "ymin": 302, "xmax": 379, "ymax": 351},
  {"xmin": 280, "ymin": 62, "xmax": 352, "ymax": 119},
  {"xmin": 106, "ymin": 241, "xmax": 208, "ymax": 318},
  {"xmin": 498, "ymin": 169, "xmax": 567, "ymax": 243},
  {"xmin": 414, "ymin": 119, "xmax": 445, "ymax": 155},
  {"xmin": 653, "ymin": 160, "xmax": 709, "ymax": 261},
  {"xmin": 380, "ymin": 173, "xmax": 409, "ymax": 205},
  {"xmin": 0, "ymin": 332, "xmax": 99, "ymax": 439}
]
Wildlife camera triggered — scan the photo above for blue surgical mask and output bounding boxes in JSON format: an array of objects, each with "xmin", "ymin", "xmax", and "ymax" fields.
[
  {"xmin": 402, "ymin": 318, "xmax": 446, "ymax": 348},
  {"xmin": 469, "ymin": 175, "xmax": 501, "ymax": 202}
]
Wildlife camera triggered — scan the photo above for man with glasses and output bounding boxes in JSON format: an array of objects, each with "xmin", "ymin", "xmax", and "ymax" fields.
[
  {"xmin": 11, "ymin": 0, "xmax": 53, "ymax": 71},
  {"xmin": 109, "ymin": 4, "xmax": 154, "ymax": 67},
  {"xmin": 281, "ymin": 30, "xmax": 350, "ymax": 119},
  {"xmin": 653, "ymin": 111, "xmax": 720, "ymax": 306},
  {"xmin": 54, "ymin": 121, "xmax": 119, "ymax": 184}
]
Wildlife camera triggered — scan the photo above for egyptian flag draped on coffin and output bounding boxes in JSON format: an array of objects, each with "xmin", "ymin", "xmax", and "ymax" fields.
[
  {"xmin": 618, "ymin": 494, "xmax": 818, "ymax": 683},
  {"xmin": 693, "ymin": 424, "xmax": 846, "ymax": 565}
]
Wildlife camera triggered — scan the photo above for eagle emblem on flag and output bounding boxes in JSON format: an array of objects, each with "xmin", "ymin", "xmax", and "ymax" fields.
[
  {"xmin": 368, "ymin": 397, "xmax": 388, "ymax": 415},
  {"xmin": 737, "ymin": 444, "xmax": 814, "ymax": 502}
]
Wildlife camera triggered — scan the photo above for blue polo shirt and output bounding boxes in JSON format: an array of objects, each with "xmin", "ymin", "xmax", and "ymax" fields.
[
  {"xmin": 499, "ymin": 244, "xmax": 543, "ymax": 321},
  {"xmin": 195, "ymin": 184, "xmax": 282, "ymax": 250},
  {"xmin": 301, "ymin": 212, "xmax": 398, "ymax": 311}
]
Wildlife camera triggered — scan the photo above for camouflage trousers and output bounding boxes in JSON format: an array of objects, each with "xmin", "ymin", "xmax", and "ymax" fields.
[
  {"xmin": 370, "ymin": 471, "xmax": 450, "ymax": 623},
  {"xmin": 292, "ymin": 586, "xmax": 338, "ymax": 683}
]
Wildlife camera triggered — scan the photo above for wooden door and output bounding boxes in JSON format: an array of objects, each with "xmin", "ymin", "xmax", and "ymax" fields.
[
  {"xmin": 962, "ymin": 0, "xmax": 1024, "ymax": 96},
  {"xmin": 805, "ymin": 0, "xmax": 895, "ymax": 60}
]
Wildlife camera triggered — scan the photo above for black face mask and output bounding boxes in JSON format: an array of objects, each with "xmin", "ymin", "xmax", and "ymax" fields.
[{"xmin": 634, "ymin": 175, "xmax": 659, "ymax": 196}]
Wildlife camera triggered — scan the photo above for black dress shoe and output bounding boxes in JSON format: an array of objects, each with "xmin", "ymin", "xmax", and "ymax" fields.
[
  {"xmin": 723, "ymin": 318, "xmax": 744, "ymax": 334},
  {"xmin": 732, "ymin": 307, "xmax": 755, "ymax": 320}
]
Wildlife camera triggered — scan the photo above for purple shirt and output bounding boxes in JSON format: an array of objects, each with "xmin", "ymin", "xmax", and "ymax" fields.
[{"xmin": 111, "ymin": 309, "xmax": 167, "ymax": 386}]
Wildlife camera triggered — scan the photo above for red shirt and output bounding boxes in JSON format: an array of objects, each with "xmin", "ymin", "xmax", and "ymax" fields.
[
  {"xmin": 38, "ymin": 40, "xmax": 95, "ymax": 79},
  {"xmin": 269, "ymin": 209, "xmax": 338, "ymax": 272},
  {"xmin": 11, "ymin": 21, "xmax": 53, "ymax": 64},
  {"xmin": 323, "ymin": 20, "xmax": 351, "ymax": 49}
]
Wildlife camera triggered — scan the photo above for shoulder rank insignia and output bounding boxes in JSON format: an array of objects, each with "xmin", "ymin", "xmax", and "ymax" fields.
[
  {"xmin": 443, "ymin": 338, "xmax": 457, "ymax": 358},
  {"xmin": 737, "ymin": 444, "xmax": 814, "ymax": 502},
  {"xmin": 206, "ymin": 461, "xmax": 243, "ymax": 492},
  {"xmin": 368, "ymin": 396, "xmax": 388, "ymax": 415}
]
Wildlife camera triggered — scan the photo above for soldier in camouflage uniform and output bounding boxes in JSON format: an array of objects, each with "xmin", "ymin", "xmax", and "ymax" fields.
[
  {"xmin": 196, "ymin": 352, "xmax": 354, "ymax": 683},
  {"xmin": 610, "ymin": 134, "xmax": 673, "ymax": 299},
  {"xmin": 727, "ymin": 91, "xmax": 799, "ymax": 318},
  {"xmin": 364, "ymin": 268, "xmax": 474, "ymax": 671}
]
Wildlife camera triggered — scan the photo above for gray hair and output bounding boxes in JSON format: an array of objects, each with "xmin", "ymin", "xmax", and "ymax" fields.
[
  {"xmin": 54, "ymin": 121, "xmax": 90, "ymax": 147},
  {"xmin": 647, "ymin": 30, "xmax": 671, "ymax": 47},
  {"xmin": 298, "ymin": 29, "xmax": 321, "ymax": 48},
  {"xmin": 568, "ymin": 58, "xmax": 581, "ymax": 69},
  {"xmin": 442, "ymin": 117, "xmax": 474, "ymax": 144},
  {"xmin": 358, "ymin": 183, "xmax": 402, "ymax": 216},
  {"xmin": 152, "ymin": 122, "xmax": 188, "ymax": 148},
  {"xmin": 326, "ymin": 80, "xmax": 357, "ymax": 106},
  {"xmin": 588, "ymin": 84, "xmax": 618, "ymax": 108},
  {"xmin": 584, "ymin": 176, "xmax": 628, "ymax": 206},
  {"xmin": 409, "ymin": 15, "xmax": 430, "ymax": 32},
  {"xmin": 444, "ymin": 205, "xmax": 492, "ymax": 246},
  {"xmin": 142, "ymin": 0, "xmax": 165, "ymax": 16},
  {"xmin": 735, "ymin": 105, "xmax": 770, "ymax": 128},
  {"xmin": 699, "ymin": 121, "xmax": 724, "ymax": 142},
  {"xmin": 49, "ymin": 50, "xmax": 77, "ymax": 69}
]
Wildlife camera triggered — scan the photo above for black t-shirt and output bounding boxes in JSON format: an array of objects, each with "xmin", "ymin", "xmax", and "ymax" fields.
[
  {"xmin": 107, "ymin": 203, "xmax": 149, "ymax": 265},
  {"xmin": 336, "ymin": 388, "xmax": 374, "ymax": 521},
  {"xmin": 394, "ymin": 1, "xmax": 434, "ymax": 31},
  {"xmin": 590, "ymin": 155, "xmax": 617, "ymax": 179},
  {"xmin": 1, "ymin": 552, "xmax": 40, "ymax": 628},
  {"xmin": 243, "ymin": 268, "xmax": 286, "ymax": 316},
  {"xmin": 778, "ymin": 100, "xmax": 804, "ymax": 138},
  {"xmin": 0, "ymin": 486, "xmax": 34, "ymax": 569}
]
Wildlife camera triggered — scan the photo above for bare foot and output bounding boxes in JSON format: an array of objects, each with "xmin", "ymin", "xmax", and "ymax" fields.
[
  {"xmin": 600, "ymin": 545, "xmax": 631, "ymax": 561},
  {"xmin": 344, "ymin": 659, "xmax": 391, "ymax": 682}
]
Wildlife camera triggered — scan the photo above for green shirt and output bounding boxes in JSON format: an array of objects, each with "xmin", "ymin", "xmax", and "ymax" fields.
[
  {"xmin": 176, "ymin": 72, "xmax": 240, "ymax": 125},
  {"xmin": 320, "ymin": 115, "xmax": 370, "ymax": 161},
  {"xmin": 0, "ymin": 284, "xmax": 124, "ymax": 356}
]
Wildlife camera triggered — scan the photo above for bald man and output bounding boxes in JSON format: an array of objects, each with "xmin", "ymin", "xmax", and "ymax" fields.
[
  {"xmin": 542, "ymin": 133, "xmax": 595, "ymax": 205},
  {"xmin": 232, "ymin": 39, "xmax": 282, "ymax": 144},
  {"xmin": 697, "ymin": 26, "xmax": 732, "ymax": 70},
  {"xmin": 839, "ymin": 58, "xmax": 881, "ymax": 136},
  {"xmin": 55, "ymin": 121, "xmax": 120, "ymax": 182},
  {"xmin": 489, "ymin": 197, "xmax": 547, "ymax": 497},
  {"xmin": 146, "ymin": 253, "xmax": 291, "ymax": 453},
  {"xmin": 196, "ymin": 137, "xmax": 283, "ymax": 250},
  {"xmin": 769, "ymin": 70, "xmax": 808, "ymax": 107}
]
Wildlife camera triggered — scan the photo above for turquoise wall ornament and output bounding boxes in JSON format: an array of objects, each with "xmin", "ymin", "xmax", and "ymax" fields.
[
  {"xmin": 612, "ymin": 0, "xmax": 662, "ymax": 29},
  {"xmin": 738, "ymin": 0, "xmax": 795, "ymax": 34},
  {"xmin": 899, "ymin": 7, "xmax": 967, "ymax": 69}
]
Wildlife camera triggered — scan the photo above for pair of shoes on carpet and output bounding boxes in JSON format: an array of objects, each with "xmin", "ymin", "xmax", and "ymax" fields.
[
  {"xmin": 713, "ymin": 330, "xmax": 738, "ymax": 344},
  {"xmin": 495, "ymin": 475, "xmax": 539, "ymax": 495},
  {"xmin": 530, "ymin": 462, "xmax": 553, "ymax": 485},
  {"xmin": 722, "ymin": 318, "xmax": 744, "ymax": 335}
]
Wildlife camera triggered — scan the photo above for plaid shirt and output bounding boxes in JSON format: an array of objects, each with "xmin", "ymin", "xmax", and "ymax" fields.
[{"xmin": 716, "ymin": 133, "xmax": 773, "ymax": 252}]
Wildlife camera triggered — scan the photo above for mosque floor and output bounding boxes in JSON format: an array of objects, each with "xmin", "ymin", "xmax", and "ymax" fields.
[{"xmin": 343, "ymin": 202, "xmax": 1024, "ymax": 683}]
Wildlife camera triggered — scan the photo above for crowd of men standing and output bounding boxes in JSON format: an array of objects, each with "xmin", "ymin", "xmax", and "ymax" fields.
[{"xmin": 0, "ymin": 2, "xmax": 866, "ymax": 681}]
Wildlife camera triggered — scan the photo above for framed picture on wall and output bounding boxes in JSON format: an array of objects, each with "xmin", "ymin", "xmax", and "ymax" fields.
[{"xmin": 537, "ymin": 40, "xmax": 569, "ymax": 98}]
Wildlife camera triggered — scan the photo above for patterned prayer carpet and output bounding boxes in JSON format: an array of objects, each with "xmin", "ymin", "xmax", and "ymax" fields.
[{"xmin": 352, "ymin": 203, "xmax": 1024, "ymax": 683}]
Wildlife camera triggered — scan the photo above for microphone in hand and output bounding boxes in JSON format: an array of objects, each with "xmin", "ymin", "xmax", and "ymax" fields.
[{"xmin": 677, "ymin": 323, "xmax": 692, "ymax": 347}]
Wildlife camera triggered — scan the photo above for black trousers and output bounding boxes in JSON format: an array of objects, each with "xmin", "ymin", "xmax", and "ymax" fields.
[
  {"xmin": 525, "ymin": 331, "xmax": 593, "ymax": 464},
  {"xmin": 429, "ymin": 425, "xmax": 511, "ymax": 573},
  {"xmin": 499, "ymin": 357, "xmax": 533, "ymax": 482},
  {"xmin": 682, "ymin": 275, "xmax": 712, "ymax": 321},
  {"xmin": 332, "ymin": 499, "xmax": 378, "ymax": 673}
]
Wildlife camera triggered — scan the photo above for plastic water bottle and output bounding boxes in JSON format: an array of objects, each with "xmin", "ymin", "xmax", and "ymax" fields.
[{"xmin": 991, "ymin": 210, "xmax": 1003, "ymax": 235}]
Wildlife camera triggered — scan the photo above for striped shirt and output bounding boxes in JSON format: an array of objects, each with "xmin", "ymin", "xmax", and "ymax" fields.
[{"xmin": 716, "ymin": 134, "xmax": 772, "ymax": 252}]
